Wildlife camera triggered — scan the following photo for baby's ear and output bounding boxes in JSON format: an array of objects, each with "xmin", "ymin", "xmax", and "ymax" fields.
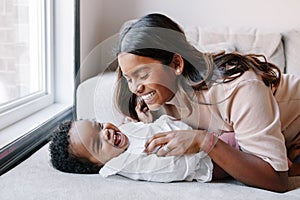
[{"xmin": 96, "ymin": 162, "xmax": 104, "ymax": 168}]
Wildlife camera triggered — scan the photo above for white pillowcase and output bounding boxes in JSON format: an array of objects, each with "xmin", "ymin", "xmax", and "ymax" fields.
[{"xmin": 196, "ymin": 42, "xmax": 236, "ymax": 53}]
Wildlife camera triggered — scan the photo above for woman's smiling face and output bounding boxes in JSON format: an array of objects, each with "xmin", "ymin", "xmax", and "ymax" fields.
[
  {"xmin": 118, "ymin": 52, "xmax": 178, "ymax": 111},
  {"xmin": 68, "ymin": 120, "xmax": 129, "ymax": 165}
]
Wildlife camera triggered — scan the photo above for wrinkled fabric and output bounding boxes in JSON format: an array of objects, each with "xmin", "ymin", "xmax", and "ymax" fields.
[
  {"xmin": 100, "ymin": 115, "xmax": 213, "ymax": 182},
  {"xmin": 165, "ymin": 70, "xmax": 300, "ymax": 171}
]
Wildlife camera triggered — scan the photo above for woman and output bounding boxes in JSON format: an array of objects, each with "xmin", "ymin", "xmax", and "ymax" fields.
[{"xmin": 114, "ymin": 13, "xmax": 300, "ymax": 192}]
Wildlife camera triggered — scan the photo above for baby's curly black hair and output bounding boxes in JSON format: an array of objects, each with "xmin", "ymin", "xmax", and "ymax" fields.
[{"xmin": 49, "ymin": 120, "xmax": 101, "ymax": 174}]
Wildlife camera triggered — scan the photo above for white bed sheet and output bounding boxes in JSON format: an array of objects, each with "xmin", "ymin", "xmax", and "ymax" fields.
[{"xmin": 1, "ymin": 144, "xmax": 300, "ymax": 200}]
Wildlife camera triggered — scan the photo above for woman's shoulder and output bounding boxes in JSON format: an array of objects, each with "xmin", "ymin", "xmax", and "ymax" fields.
[{"xmin": 205, "ymin": 69, "xmax": 265, "ymax": 99}]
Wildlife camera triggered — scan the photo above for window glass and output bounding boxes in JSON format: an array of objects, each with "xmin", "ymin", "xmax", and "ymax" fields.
[
  {"xmin": 0, "ymin": 0, "xmax": 54, "ymax": 131},
  {"xmin": 0, "ymin": 0, "xmax": 46, "ymax": 110}
]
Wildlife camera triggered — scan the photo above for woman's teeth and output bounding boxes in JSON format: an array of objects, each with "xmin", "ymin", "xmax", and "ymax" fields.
[{"xmin": 141, "ymin": 91, "xmax": 156, "ymax": 101}]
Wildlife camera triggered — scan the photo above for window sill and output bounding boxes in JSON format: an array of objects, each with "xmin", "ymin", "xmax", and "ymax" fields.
[
  {"xmin": 0, "ymin": 103, "xmax": 73, "ymax": 175},
  {"xmin": 0, "ymin": 103, "xmax": 73, "ymax": 149}
]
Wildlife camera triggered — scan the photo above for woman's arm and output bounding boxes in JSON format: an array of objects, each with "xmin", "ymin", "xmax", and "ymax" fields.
[
  {"xmin": 144, "ymin": 130, "xmax": 288, "ymax": 192},
  {"xmin": 209, "ymin": 78, "xmax": 289, "ymax": 191},
  {"xmin": 210, "ymin": 139, "xmax": 288, "ymax": 192}
]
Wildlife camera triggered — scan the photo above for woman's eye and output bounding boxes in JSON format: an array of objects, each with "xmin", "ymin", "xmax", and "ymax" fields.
[{"xmin": 140, "ymin": 73, "xmax": 149, "ymax": 79}]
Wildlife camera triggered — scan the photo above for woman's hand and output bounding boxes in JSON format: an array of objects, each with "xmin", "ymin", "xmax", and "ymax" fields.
[
  {"xmin": 145, "ymin": 129, "xmax": 289, "ymax": 192},
  {"xmin": 144, "ymin": 129, "xmax": 207, "ymax": 156}
]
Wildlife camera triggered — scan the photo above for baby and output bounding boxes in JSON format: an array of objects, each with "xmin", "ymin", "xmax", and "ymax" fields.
[{"xmin": 49, "ymin": 115, "xmax": 214, "ymax": 183}]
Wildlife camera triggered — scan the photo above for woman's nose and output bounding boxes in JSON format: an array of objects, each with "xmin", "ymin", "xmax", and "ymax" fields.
[{"xmin": 131, "ymin": 82, "xmax": 144, "ymax": 94}]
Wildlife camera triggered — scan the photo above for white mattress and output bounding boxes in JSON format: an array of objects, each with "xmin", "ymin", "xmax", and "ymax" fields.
[{"xmin": 1, "ymin": 144, "xmax": 300, "ymax": 200}]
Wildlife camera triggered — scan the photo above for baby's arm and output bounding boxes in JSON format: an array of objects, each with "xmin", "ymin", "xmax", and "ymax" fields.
[{"xmin": 134, "ymin": 97, "xmax": 153, "ymax": 123}]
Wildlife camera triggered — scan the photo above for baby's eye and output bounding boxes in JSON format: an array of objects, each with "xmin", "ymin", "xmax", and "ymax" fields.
[{"xmin": 98, "ymin": 123, "xmax": 103, "ymax": 131}]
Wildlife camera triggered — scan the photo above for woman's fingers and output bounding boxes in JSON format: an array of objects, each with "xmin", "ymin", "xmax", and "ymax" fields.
[
  {"xmin": 155, "ymin": 140, "xmax": 187, "ymax": 157},
  {"xmin": 145, "ymin": 130, "xmax": 205, "ymax": 156},
  {"xmin": 144, "ymin": 132, "xmax": 167, "ymax": 147},
  {"xmin": 144, "ymin": 133, "xmax": 170, "ymax": 153}
]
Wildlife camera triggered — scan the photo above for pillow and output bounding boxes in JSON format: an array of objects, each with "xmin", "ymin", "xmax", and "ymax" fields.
[
  {"xmin": 186, "ymin": 27, "xmax": 235, "ymax": 53},
  {"xmin": 184, "ymin": 26, "xmax": 285, "ymax": 73},
  {"xmin": 196, "ymin": 42, "xmax": 236, "ymax": 53},
  {"xmin": 282, "ymin": 29, "xmax": 300, "ymax": 76},
  {"xmin": 76, "ymin": 71, "xmax": 124, "ymax": 125}
]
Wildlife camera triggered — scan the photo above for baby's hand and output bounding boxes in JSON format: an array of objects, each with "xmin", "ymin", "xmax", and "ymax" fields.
[{"xmin": 136, "ymin": 97, "xmax": 153, "ymax": 123}]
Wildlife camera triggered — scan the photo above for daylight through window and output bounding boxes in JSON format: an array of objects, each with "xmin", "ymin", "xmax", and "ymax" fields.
[{"xmin": 0, "ymin": 0, "xmax": 52, "ymax": 129}]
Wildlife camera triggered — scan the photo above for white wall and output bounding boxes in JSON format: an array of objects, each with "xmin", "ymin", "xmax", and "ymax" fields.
[
  {"xmin": 99, "ymin": 0, "xmax": 300, "ymax": 40},
  {"xmin": 80, "ymin": 0, "xmax": 103, "ymax": 63},
  {"xmin": 80, "ymin": 0, "xmax": 300, "ymax": 80}
]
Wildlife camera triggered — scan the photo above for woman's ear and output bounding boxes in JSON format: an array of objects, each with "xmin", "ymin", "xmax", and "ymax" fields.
[{"xmin": 172, "ymin": 54, "xmax": 184, "ymax": 75}]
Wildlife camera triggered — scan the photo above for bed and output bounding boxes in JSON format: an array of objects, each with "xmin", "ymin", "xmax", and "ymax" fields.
[{"xmin": 1, "ymin": 143, "xmax": 300, "ymax": 200}]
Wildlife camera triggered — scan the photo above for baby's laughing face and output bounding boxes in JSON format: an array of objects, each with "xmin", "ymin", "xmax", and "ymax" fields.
[{"xmin": 68, "ymin": 120, "xmax": 129, "ymax": 165}]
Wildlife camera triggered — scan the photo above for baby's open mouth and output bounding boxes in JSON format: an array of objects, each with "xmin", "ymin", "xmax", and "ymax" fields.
[
  {"xmin": 114, "ymin": 132, "xmax": 121, "ymax": 147},
  {"xmin": 113, "ymin": 131, "xmax": 127, "ymax": 148},
  {"xmin": 106, "ymin": 129, "xmax": 127, "ymax": 148}
]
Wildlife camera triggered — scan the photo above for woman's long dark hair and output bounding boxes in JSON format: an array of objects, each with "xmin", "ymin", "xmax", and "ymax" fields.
[{"xmin": 114, "ymin": 13, "xmax": 281, "ymax": 117}]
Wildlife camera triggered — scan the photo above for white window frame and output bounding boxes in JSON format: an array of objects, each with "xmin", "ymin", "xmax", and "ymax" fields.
[
  {"xmin": 0, "ymin": 0, "xmax": 53, "ymax": 130},
  {"xmin": 0, "ymin": 0, "xmax": 74, "ymax": 148}
]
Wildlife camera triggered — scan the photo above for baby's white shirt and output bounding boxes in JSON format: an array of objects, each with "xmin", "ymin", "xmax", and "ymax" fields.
[{"xmin": 99, "ymin": 115, "xmax": 213, "ymax": 182}]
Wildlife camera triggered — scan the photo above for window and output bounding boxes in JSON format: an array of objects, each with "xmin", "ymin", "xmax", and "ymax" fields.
[
  {"xmin": 0, "ymin": 0, "xmax": 75, "ymax": 174},
  {"xmin": 0, "ymin": 0, "xmax": 53, "ymax": 130},
  {"xmin": 0, "ymin": 0, "xmax": 74, "ymax": 148}
]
